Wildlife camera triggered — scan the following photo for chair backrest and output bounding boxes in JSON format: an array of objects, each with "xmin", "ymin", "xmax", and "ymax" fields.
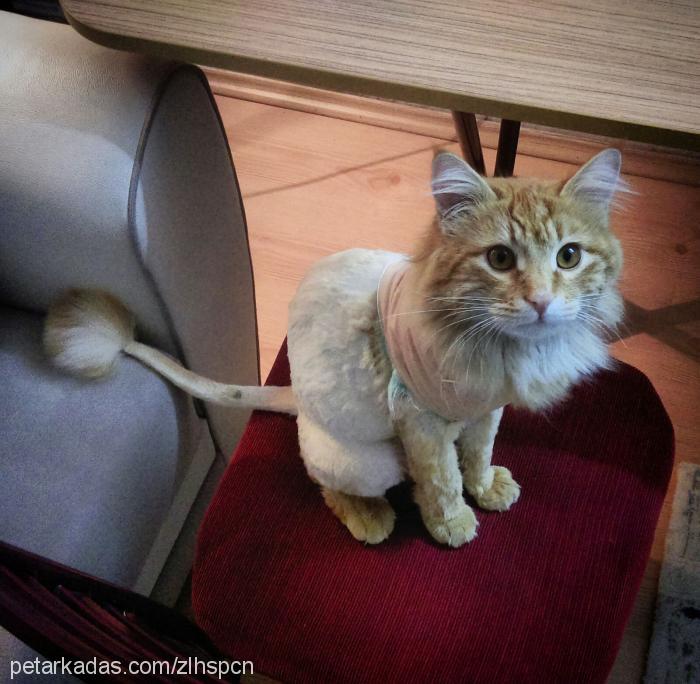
[
  {"xmin": 0, "ymin": 10, "xmax": 177, "ymax": 351},
  {"xmin": 0, "ymin": 11, "xmax": 261, "ymax": 451}
]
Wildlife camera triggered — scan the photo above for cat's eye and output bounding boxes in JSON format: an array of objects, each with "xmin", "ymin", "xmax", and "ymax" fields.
[
  {"xmin": 487, "ymin": 245, "xmax": 516, "ymax": 271},
  {"xmin": 556, "ymin": 243, "xmax": 582, "ymax": 269}
]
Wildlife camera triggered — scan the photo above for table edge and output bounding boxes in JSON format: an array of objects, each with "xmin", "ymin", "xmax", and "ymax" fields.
[{"xmin": 61, "ymin": 3, "xmax": 700, "ymax": 153}]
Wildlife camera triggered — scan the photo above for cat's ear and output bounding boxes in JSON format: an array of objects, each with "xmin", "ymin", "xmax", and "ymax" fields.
[
  {"xmin": 560, "ymin": 149, "xmax": 625, "ymax": 215},
  {"xmin": 431, "ymin": 152, "xmax": 496, "ymax": 223}
]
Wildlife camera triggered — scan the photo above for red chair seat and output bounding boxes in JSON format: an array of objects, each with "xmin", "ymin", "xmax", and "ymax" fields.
[{"xmin": 193, "ymin": 342, "xmax": 673, "ymax": 683}]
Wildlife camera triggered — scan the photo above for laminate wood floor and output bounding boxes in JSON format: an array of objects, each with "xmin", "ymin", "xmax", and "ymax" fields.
[{"xmin": 214, "ymin": 94, "xmax": 699, "ymax": 683}]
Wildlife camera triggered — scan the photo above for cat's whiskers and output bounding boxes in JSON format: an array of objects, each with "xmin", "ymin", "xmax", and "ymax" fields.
[
  {"xmin": 482, "ymin": 319, "xmax": 505, "ymax": 368},
  {"xmin": 478, "ymin": 323, "xmax": 504, "ymax": 379},
  {"xmin": 443, "ymin": 318, "xmax": 488, "ymax": 379},
  {"xmin": 439, "ymin": 307, "xmax": 496, "ymax": 353},
  {"xmin": 429, "ymin": 293, "xmax": 506, "ymax": 381},
  {"xmin": 445, "ymin": 327, "xmax": 473, "ymax": 382},
  {"xmin": 428, "ymin": 295, "xmax": 500, "ymax": 330},
  {"xmin": 463, "ymin": 317, "xmax": 501, "ymax": 385},
  {"xmin": 434, "ymin": 308, "xmax": 490, "ymax": 331},
  {"xmin": 388, "ymin": 306, "xmax": 483, "ymax": 318},
  {"xmin": 580, "ymin": 298, "xmax": 632, "ymax": 338},
  {"xmin": 577, "ymin": 308, "xmax": 628, "ymax": 347},
  {"xmin": 430, "ymin": 294, "xmax": 495, "ymax": 299},
  {"xmin": 443, "ymin": 321, "xmax": 481, "ymax": 368},
  {"xmin": 476, "ymin": 321, "xmax": 499, "ymax": 377},
  {"xmin": 446, "ymin": 315, "xmax": 500, "ymax": 383},
  {"xmin": 429, "ymin": 295, "xmax": 497, "ymax": 305},
  {"xmin": 423, "ymin": 302, "xmax": 495, "ymax": 348},
  {"xmin": 579, "ymin": 301, "xmax": 622, "ymax": 326}
]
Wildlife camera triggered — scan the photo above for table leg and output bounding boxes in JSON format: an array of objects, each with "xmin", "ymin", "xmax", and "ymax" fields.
[
  {"xmin": 451, "ymin": 111, "xmax": 486, "ymax": 175},
  {"xmin": 494, "ymin": 119, "xmax": 521, "ymax": 177}
]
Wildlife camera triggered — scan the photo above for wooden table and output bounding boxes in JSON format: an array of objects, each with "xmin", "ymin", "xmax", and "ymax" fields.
[{"xmin": 60, "ymin": 0, "xmax": 700, "ymax": 155}]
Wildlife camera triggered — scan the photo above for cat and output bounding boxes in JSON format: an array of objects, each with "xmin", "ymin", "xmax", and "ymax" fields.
[{"xmin": 44, "ymin": 149, "xmax": 625, "ymax": 548}]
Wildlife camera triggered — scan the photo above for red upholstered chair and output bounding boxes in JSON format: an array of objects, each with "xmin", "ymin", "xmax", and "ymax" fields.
[{"xmin": 193, "ymin": 342, "xmax": 673, "ymax": 684}]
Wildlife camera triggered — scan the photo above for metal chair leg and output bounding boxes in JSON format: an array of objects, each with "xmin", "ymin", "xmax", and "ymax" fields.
[
  {"xmin": 451, "ymin": 111, "xmax": 486, "ymax": 175},
  {"xmin": 494, "ymin": 119, "xmax": 521, "ymax": 177}
]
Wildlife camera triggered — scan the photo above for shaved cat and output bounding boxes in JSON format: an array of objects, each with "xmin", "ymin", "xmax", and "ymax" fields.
[{"xmin": 44, "ymin": 149, "xmax": 625, "ymax": 548}]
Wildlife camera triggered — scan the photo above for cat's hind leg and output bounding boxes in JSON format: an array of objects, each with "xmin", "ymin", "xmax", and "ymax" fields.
[
  {"xmin": 321, "ymin": 488, "xmax": 395, "ymax": 544},
  {"xmin": 296, "ymin": 411, "xmax": 403, "ymax": 543},
  {"xmin": 458, "ymin": 408, "xmax": 520, "ymax": 512}
]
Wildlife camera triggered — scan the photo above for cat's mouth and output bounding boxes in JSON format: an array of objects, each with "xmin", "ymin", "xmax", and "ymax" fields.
[
  {"xmin": 489, "ymin": 298, "xmax": 582, "ymax": 340},
  {"xmin": 502, "ymin": 315, "xmax": 570, "ymax": 340}
]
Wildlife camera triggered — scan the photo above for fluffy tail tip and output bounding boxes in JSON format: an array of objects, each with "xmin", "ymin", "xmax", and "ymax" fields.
[{"xmin": 44, "ymin": 289, "xmax": 135, "ymax": 378}]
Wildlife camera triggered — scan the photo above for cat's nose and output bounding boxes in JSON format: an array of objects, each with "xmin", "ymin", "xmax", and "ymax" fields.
[{"xmin": 525, "ymin": 293, "xmax": 553, "ymax": 319}]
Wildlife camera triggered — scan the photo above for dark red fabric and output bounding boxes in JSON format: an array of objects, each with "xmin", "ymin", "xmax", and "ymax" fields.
[
  {"xmin": 193, "ymin": 342, "xmax": 673, "ymax": 684},
  {"xmin": 0, "ymin": 541, "xmax": 235, "ymax": 684}
]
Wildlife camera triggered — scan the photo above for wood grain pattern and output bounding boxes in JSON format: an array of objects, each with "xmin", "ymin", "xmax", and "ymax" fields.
[
  {"xmin": 206, "ymin": 69, "xmax": 700, "ymax": 186},
  {"xmin": 61, "ymin": 0, "xmax": 700, "ymax": 150},
  {"xmin": 212, "ymin": 93, "xmax": 699, "ymax": 682}
]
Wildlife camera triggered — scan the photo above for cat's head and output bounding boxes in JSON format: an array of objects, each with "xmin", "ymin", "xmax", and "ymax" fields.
[{"xmin": 422, "ymin": 149, "xmax": 626, "ymax": 342}]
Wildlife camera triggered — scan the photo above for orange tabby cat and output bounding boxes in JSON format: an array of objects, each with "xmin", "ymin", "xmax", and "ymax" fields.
[{"xmin": 45, "ymin": 149, "xmax": 626, "ymax": 547}]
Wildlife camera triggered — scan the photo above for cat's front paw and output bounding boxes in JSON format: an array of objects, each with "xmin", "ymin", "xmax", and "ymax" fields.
[
  {"xmin": 471, "ymin": 466, "xmax": 520, "ymax": 512},
  {"xmin": 424, "ymin": 505, "xmax": 478, "ymax": 548}
]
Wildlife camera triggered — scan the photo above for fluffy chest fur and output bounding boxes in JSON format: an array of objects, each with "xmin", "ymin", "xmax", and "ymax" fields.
[{"xmin": 377, "ymin": 257, "xmax": 611, "ymax": 423}]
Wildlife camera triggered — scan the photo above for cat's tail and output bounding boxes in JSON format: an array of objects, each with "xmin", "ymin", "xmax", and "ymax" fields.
[{"xmin": 43, "ymin": 289, "xmax": 297, "ymax": 415}]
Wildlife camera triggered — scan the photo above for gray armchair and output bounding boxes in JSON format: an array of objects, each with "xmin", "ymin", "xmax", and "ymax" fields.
[{"xmin": 0, "ymin": 7, "xmax": 257, "ymax": 613}]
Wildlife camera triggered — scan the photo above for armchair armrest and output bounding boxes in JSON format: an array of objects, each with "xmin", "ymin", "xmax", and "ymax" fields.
[{"xmin": 0, "ymin": 11, "xmax": 258, "ymax": 453}]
